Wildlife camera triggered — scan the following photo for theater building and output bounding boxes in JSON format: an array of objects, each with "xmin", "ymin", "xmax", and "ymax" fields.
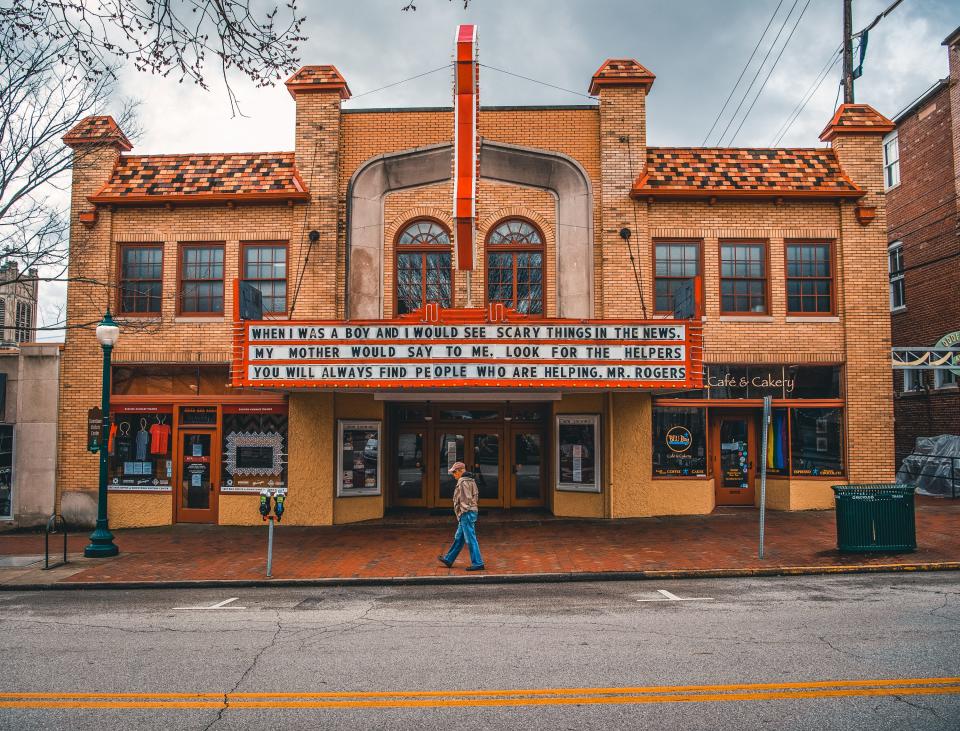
[{"xmin": 57, "ymin": 27, "xmax": 895, "ymax": 528}]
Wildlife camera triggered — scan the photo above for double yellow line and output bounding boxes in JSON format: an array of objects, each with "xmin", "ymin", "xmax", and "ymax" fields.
[{"xmin": 2, "ymin": 677, "xmax": 959, "ymax": 710}]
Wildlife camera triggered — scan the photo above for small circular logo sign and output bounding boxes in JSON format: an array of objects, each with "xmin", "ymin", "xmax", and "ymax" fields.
[{"xmin": 666, "ymin": 426, "xmax": 692, "ymax": 453}]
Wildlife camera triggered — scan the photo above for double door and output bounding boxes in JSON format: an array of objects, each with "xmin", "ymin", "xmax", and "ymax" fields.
[{"xmin": 394, "ymin": 426, "xmax": 545, "ymax": 509}]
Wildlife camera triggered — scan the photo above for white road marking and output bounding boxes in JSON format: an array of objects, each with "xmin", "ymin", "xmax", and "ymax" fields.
[
  {"xmin": 635, "ymin": 589, "xmax": 715, "ymax": 602},
  {"xmin": 173, "ymin": 597, "xmax": 246, "ymax": 610}
]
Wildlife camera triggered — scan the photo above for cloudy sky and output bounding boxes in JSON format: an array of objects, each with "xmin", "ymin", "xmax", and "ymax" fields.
[{"xmin": 37, "ymin": 0, "xmax": 957, "ymax": 338}]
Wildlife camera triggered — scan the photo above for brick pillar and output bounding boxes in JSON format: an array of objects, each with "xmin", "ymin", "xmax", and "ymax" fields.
[
  {"xmin": 285, "ymin": 66, "xmax": 350, "ymax": 319},
  {"xmin": 822, "ymin": 105, "xmax": 897, "ymax": 481},
  {"xmin": 58, "ymin": 117, "xmax": 131, "ymax": 520},
  {"xmin": 592, "ymin": 59, "xmax": 655, "ymax": 318}
]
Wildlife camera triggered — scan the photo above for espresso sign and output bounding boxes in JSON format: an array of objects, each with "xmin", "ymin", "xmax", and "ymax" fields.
[{"xmin": 235, "ymin": 315, "xmax": 701, "ymax": 390}]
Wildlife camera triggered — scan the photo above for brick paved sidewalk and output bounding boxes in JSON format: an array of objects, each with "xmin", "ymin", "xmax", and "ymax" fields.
[{"xmin": 1, "ymin": 497, "xmax": 958, "ymax": 586}]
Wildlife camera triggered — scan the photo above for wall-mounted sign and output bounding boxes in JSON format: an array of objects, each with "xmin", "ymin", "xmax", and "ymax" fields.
[
  {"xmin": 87, "ymin": 407, "xmax": 103, "ymax": 453},
  {"xmin": 935, "ymin": 331, "xmax": 960, "ymax": 376},
  {"xmin": 704, "ymin": 365, "xmax": 840, "ymax": 400},
  {"xmin": 234, "ymin": 312, "xmax": 702, "ymax": 390}
]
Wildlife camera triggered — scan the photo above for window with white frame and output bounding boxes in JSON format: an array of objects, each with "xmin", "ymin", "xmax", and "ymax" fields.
[
  {"xmin": 883, "ymin": 131, "xmax": 900, "ymax": 189},
  {"xmin": 888, "ymin": 242, "xmax": 905, "ymax": 310},
  {"xmin": 903, "ymin": 368, "xmax": 926, "ymax": 393},
  {"xmin": 935, "ymin": 368, "xmax": 958, "ymax": 389}
]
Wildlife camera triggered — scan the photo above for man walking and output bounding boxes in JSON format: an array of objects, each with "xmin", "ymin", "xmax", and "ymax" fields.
[{"xmin": 438, "ymin": 461, "xmax": 485, "ymax": 571}]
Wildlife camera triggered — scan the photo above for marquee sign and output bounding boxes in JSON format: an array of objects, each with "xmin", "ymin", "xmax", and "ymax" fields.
[{"xmin": 232, "ymin": 306, "xmax": 703, "ymax": 391}]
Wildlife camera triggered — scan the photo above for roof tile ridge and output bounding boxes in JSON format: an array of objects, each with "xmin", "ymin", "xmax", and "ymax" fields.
[{"xmin": 117, "ymin": 150, "xmax": 296, "ymax": 160}]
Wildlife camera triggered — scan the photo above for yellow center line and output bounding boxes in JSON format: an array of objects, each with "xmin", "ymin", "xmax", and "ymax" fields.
[{"xmin": 0, "ymin": 677, "xmax": 958, "ymax": 709}]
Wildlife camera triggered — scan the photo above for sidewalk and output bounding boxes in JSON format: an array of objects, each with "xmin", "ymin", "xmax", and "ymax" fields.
[{"xmin": 1, "ymin": 497, "xmax": 958, "ymax": 589}]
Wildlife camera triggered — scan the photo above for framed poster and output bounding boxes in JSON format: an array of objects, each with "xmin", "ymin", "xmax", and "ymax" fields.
[
  {"xmin": 556, "ymin": 414, "xmax": 600, "ymax": 492},
  {"xmin": 336, "ymin": 420, "xmax": 381, "ymax": 497}
]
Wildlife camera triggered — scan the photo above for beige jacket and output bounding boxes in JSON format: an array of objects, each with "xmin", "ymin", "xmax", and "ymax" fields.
[{"xmin": 452, "ymin": 473, "xmax": 479, "ymax": 518}]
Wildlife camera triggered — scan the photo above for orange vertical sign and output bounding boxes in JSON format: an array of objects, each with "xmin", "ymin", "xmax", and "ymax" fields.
[{"xmin": 453, "ymin": 24, "xmax": 477, "ymax": 270}]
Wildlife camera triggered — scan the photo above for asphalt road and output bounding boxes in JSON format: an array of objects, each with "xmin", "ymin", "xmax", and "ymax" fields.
[{"xmin": 0, "ymin": 573, "xmax": 958, "ymax": 730}]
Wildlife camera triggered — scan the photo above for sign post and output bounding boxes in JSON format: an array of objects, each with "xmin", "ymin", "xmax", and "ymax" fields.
[{"xmin": 759, "ymin": 395, "xmax": 772, "ymax": 559}]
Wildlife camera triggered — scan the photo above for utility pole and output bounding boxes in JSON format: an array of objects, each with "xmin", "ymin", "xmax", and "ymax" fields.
[{"xmin": 842, "ymin": 0, "xmax": 855, "ymax": 104}]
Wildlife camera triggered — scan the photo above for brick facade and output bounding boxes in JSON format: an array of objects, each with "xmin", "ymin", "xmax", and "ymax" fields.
[
  {"xmin": 56, "ymin": 49, "xmax": 896, "ymax": 527},
  {"xmin": 887, "ymin": 31, "xmax": 960, "ymax": 462}
]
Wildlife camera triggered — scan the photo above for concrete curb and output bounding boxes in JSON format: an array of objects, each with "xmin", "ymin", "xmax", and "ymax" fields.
[{"xmin": 3, "ymin": 561, "xmax": 960, "ymax": 591}]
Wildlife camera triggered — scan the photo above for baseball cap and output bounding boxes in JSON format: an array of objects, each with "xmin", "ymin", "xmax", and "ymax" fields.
[{"xmin": 448, "ymin": 461, "xmax": 466, "ymax": 475}]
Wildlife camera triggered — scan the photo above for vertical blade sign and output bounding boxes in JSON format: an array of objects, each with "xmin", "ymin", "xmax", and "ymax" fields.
[{"xmin": 453, "ymin": 24, "xmax": 477, "ymax": 270}]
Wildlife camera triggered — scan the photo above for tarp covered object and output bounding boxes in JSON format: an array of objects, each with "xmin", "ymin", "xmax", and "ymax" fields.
[{"xmin": 896, "ymin": 434, "xmax": 960, "ymax": 497}]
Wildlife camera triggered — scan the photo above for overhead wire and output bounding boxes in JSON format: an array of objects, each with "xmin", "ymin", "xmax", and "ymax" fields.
[
  {"xmin": 701, "ymin": 0, "xmax": 785, "ymax": 146},
  {"xmin": 770, "ymin": 46, "xmax": 841, "ymax": 146},
  {"xmin": 727, "ymin": 0, "xmax": 812, "ymax": 145},
  {"xmin": 715, "ymin": 0, "xmax": 799, "ymax": 146},
  {"xmin": 348, "ymin": 64, "xmax": 454, "ymax": 100},
  {"xmin": 478, "ymin": 63, "xmax": 597, "ymax": 101}
]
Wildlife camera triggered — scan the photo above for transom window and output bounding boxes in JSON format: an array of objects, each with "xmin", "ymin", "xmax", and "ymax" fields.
[
  {"xmin": 888, "ymin": 241, "xmax": 905, "ymax": 311},
  {"xmin": 242, "ymin": 244, "xmax": 287, "ymax": 314},
  {"xmin": 654, "ymin": 242, "xmax": 700, "ymax": 314},
  {"xmin": 396, "ymin": 220, "xmax": 451, "ymax": 315},
  {"xmin": 486, "ymin": 219, "xmax": 543, "ymax": 315},
  {"xmin": 119, "ymin": 245, "xmax": 163, "ymax": 315},
  {"xmin": 720, "ymin": 243, "xmax": 767, "ymax": 314},
  {"xmin": 786, "ymin": 243, "xmax": 833, "ymax": 314},
  {"xmin": 179, "ymin": 244, "xmax": 224, "ymax": 314}
]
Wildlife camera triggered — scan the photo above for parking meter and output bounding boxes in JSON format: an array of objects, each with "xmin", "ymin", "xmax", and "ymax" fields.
[
  {"xmin": 258, "ymin": 489, "xmax": 271, "ymax": 521},
  {"xmin": 274, "ymin": 492, "xmax": 286, "ymax": 522}
]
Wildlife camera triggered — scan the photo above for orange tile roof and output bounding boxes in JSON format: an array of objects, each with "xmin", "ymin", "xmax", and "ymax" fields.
[
  {"xmin": 589, "ymin": 59, "xmax": 655, "ymax": 95},
  {"xmin": 285, "ymin": 65, "xmax": 351, "ymax": 99},
  {"xmin": 819, "ymin": 103, "xmax": 894, "ymax": 141},
  {"xmin": 631, "ymin": 147, "xmax": 864, "ymax": 200},
  {"xmin": 89, "ymin": 152, "xmax": 310, "ymax": 205},
  {"xmin": 63, "ymin": 116, "xmax": 133, "ymax": 151}
]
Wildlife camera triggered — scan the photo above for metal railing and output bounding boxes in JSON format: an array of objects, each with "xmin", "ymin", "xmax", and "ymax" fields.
[
  {"xmin": 897, "ymin": 454, "xmax": 960, "ymax": 499},
  {"xmin": 43, "ymin": 514, "xmax": 67, "ymax": 570}
]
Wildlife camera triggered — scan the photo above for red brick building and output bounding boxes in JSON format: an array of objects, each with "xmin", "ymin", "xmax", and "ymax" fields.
[
  {"xmin": 57, "ymin": 29, "xmax": 895, "ymax": 528},
  {"xmin": 887, "ymin": 27, "xmax": 960, "ymax": 464}
]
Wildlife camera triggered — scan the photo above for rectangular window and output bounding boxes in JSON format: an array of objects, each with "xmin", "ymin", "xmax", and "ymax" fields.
[
  {"xmin": 119, "ymin": 245, "xmax": 163, "ymax": 315},
  {"xmin": 221, "ymin": 406, "xmax": 288, "ymax": 492},
  {"xmin": 652, "ymin": 407, "xmax": 707, "ymax": 477},
  {"xmin": 242, "ymin": 244, "xmax": 287, "ymax": 314},
  {"xmin": 654, "ymin": 242, "xmax": 700, "ymax": 314},
  {"xmin": 934, "ymin": 368, "xmax": 958, "ymax": 389},
  {"xmin": 337, "ymin": 420, "xmax": 381, "ymax": 496},
  {"xmin": 179, "ymin": 244, "xmax": 224, "ymax": 314},
  {"xmin": 764, "ymin": 408, "xmax": 790, "ymax": 476},
  {"xmin": 903, "ymin": 368, "xmax": 926, "ymax": 393},
  {"xmin": 107, "ymin": 409, "xmax": 173, "ymax": 491},
  {"xmin": 0, "ymin": 424, "xmax": 12, "ymax": 518},
  {"xmin": 556, "ymin": 414, "xmax": 600, "ymax": 492},
  {"xmin": 786, "ymin": 243, "xmax": 833, "ymax": 314},
  {"xmin": 790, "ymin": 407, "xmax": 843, "ymax": 477},
  {"xmin": 888, "ymin": 242, "xmax": 905, "ymax": 310},
  {"xmin": 14, "ymin": 301, "xmax": 31, "ymax": 343},
  {"xmin": 720, "ymin": 242, "xmax": 767, "ymax": 314},
  {"xmin": 883, "ymin": 131, "xmax": 900, "ymax": 189}
]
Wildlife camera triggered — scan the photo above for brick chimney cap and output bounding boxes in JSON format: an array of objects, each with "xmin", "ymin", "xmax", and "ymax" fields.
[
  {"xmin": 588, "ymin": 58, "xmax": 655, "ymax": 96},
  {"xmin": 62, "ymin": 115, "xmax": 133, "ymax": 151},
  {"xmin": 285, "ymin": 65, "xmax": 351, "ymax": 100},
  {"xmin": 819, "ymin": 103, "xmax": 895, "ymax": 141}
]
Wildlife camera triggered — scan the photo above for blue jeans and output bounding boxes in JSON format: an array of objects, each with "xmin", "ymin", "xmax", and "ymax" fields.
[{"xmin": 442, "ymin": 511, "xmax": 483, "ymax": 567}]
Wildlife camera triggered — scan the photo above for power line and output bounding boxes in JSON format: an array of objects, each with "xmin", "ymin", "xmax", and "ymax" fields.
[
  {"xmin": 716, "ymin": 0, "xmax": 799, "ymax": 146},
  {"xmin": 478, "ymin": 63, "xmax": 597, "ymax": 101},
  {"xmin": 770, "ymin": 47, "xmax": 841, "ymax": 146},
  {"xmin": 701, "ymin": 0, "xmax": 785, "ymax": 146},
  {"xmin": 349, "ymin": 64, "xmax": 453, "ymax": 100},
  {"xmin": 728, "ymin": 0, "xmax": 812, "ymax": 145}
]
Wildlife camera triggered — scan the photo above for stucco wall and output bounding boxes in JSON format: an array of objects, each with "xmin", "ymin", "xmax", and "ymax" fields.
[
  {"xmin": 285, "ymin": 392, "xmax": 335, "ymax": 526},
  {"xmin": 552, "ymin": 393, "xmax": 606, "ymax": 518},
  {"xmin": 333, "ymin": 393, "xmax": 384, "ymax": 524},
  {"xmin": 108, "ymin": 492, "xmax": 171, "ymax": 528}
]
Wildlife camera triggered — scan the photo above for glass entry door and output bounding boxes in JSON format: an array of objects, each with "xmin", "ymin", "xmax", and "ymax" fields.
[
  {"xmin": 394, "ymin": 429, "xmax": 427, "ymax": 507},
  {"xmin": 176, "ymin": 430, "xmax": 219, "ymax": 523},
  {"xmin": 436, "ymin": 430, "xmax": 503, "ymax": 507},
  {"xmin": 712, "ymin": 413, "xmax": 756, "ymax": 506},
  {"xmin": 509, "ymin": 428, "xmax": 545, "ymax": 507}
]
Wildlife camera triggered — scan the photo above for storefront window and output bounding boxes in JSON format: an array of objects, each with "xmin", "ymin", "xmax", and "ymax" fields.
[
  {"xmin": 790, "ymin": 408, "xmax": 843, "ymax": 477},
  {"xmin": 108, "ymin": 409, "xmax": 173, "ymax": 491},
  {"xmin": 221, "ymin": 406, "xmax": 288, "ymax": 492},
  {"xmin": 337, "ymin": 420, "xmax": 381, "ymax": 496},
  {"xmin": 556, "ymin": 414, "xmax": 599, "ymax": 492},
  {"xmin": 0, "ymin": 424, "xmax": 12, "ymax": 518},
  {"xmin": 652, "ymin": 407, "xmax": 706, "ymax": 477},
  {"xmin": 763, "ymin": 408, "xmax": 789, "ymax": 476}
]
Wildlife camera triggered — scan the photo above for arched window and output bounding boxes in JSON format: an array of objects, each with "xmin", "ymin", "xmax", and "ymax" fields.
[
  {"xmin": 486, "ymin": 219, "xmax": 544, "ymax": 315},
  {"xmin": 395, "ymin": 220, "xmax": 451, "ymax": 315}
]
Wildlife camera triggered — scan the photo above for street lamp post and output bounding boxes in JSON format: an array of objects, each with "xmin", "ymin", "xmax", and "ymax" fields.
[{"xmin": 84, "ymin": 310, "xmax": 120, "ymax": 558}]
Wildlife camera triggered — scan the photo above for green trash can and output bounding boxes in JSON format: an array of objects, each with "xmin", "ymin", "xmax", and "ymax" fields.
[{"xmin": 832, "ymin": 484, "xmax": 916, "ymax": 552}]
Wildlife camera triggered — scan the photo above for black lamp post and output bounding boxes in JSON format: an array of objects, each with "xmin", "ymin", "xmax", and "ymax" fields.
[{"xmin": 84, "ymin": 310, "xmax": 120, "ymax": 558}]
